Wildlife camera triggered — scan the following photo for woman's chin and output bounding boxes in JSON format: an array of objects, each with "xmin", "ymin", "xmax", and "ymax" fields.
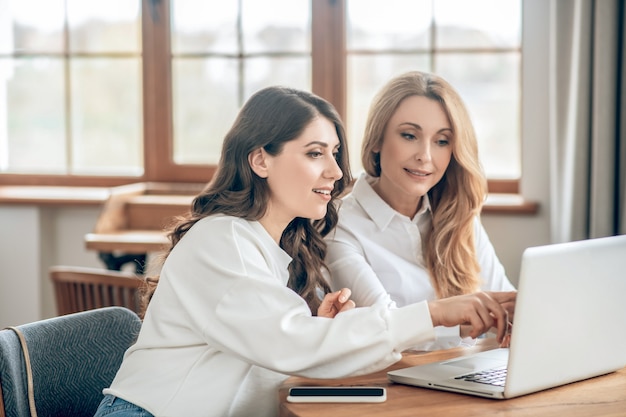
[{"xmin": 307, "ymin": 207, "xmax": 328, "ymax": 221}]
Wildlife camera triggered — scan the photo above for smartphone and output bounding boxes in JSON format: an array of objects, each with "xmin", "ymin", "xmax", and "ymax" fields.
[{"xmin": 286, "ymin": 386, "xmax": 387, "ymax": 403}]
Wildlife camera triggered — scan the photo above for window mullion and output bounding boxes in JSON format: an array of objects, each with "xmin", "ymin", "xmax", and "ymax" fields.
[
  {"xmin": 311, "ymin": 0, "xmax": 346, "ymax": 121},
  {"xmin": 142, "ymin": 0, "xmax": 174, "ymax": 182}
]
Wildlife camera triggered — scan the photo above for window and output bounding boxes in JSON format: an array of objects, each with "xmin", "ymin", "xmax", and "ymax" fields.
[
  {"xmin": 170, "ymin": 0, "xmax": 310, "ymax": 166},
  {"xmin": 0, "ymin": 0, "xmax": 142, "ymax": 185},
  {"xmin": 0, "ymin": 0, "xmax": 521, "ymax": 193},
  {"xmin": 345, "ymin": 0, "xmax": 521, "ymax": 186}
]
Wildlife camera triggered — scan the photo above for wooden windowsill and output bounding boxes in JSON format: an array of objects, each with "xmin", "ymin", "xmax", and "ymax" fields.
[
  {"xmin": 0, "ymin": 185, "xmax": 539, "ymax": 215},
  {"xmin": 483, "ymin": 193, "xmax": 539, "ymax": 215},
  {"xmin": 0, "ymin": 185, "xmax": 111, "ymax": 206}
]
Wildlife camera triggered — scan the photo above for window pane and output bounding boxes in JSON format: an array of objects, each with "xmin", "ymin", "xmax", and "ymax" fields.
[
  {"xmin": 242, "ymin": 0, "xmax": 310, "ymax": 54},
  {"xmin": 172, "ymin": 58, "xmax": 239, "ymax": 165},
  {"xmin": 243, "ymin": 56, "xmax": 310, "ymax": 98},
  {"xmin": 170, "ymin": 0, "xmax": 312, "ymax": 167},
  {"xmin": 0, "ymin": 58, "xmax": 65, "ymax": 173},
  {"xmin": 347, "ymin": 0, "xmax": 431, "ymax": 51},
  {"xmin": 436, "ymin": 53, "xmax": 521, "ymax": 179},
  {"xmin": 67, "ymin": 0, "xmax": 141, "ymax": 53},
  {"xmin": 70, "ymin": 58, "xmax": 142, "ymax": 175},
  {"xmin": 345, "ymin": 0, "xmax": 522, "ymax": 182},
  {"xmin": 171, "ymin": 0, "xmax": 238, "ymax": 54},
  {"xmin": 172, "ymin": 56, "xmax": 311, "ymax": 165},
  {"xmin": 435, "ymin": 0, "xmax": 521, "ymax": 49},
  {"xmin": 347, "ymin": 54, "xmax": 431, "ymax": 171},
  {"xmin": 0, "ymin": 0, "xmax": 65, "ymax": 53}
]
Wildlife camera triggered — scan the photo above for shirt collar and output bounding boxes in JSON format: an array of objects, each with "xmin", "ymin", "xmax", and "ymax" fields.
[
  {"xmin": 349, "ymin": 172, "xmax": 432, "ymax": 231},
  {"xmin": 249, "ymin": 219, "xmax": 293, "ymax": 266}
]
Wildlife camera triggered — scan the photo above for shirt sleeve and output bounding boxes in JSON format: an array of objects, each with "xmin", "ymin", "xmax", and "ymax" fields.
[
  {"xmin": 162, "ymin": 217, "xmax": 436, "ymax": 379},
  {"xmin": 214, "ymin": 279, "xmax": 435, "ymax": 378},
  {"xmin": 325, "ymin": 226, "xmax": 396, "ymax": 308},
  {"xmin": 325, "ymin": 222, "xmax": 468, "ymax": 352}
]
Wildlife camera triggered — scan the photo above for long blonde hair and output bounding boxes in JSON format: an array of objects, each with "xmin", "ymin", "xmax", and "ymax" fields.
[{"xmin": 362, "ymin": 71, "xmax": 486, "ymax": 298}]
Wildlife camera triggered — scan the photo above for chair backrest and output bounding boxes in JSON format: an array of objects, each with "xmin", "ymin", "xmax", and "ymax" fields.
[
  {"xmin": 0, "ymin": 306, "xmax": 141, "ymax": 417},
  {"xmin": 49, "ymin": 266, "xmax": 145, "ymax": 316}
]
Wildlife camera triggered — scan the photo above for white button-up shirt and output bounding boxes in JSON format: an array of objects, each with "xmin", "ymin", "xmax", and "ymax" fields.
[
  {"xmin": 105, "ymin": 214, "xmax": 437, "ymax": 417},
  {"xmin": 325, "ymin": 172, "xmax": 515, "ymax": 349}
]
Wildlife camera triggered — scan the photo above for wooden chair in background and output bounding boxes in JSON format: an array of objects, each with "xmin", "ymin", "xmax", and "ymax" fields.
[{"xmin": 49, "ymin": 266, "xmax": 146, "ymax": 317}]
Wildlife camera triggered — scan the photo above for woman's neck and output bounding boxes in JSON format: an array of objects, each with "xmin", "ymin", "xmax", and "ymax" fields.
[
  {"xmin": 371, "ymin": 178, "xmax": 423, "ymax": 219},
  {"xmin": 258, "ymin": 214, "xmax": 289, "ymax": 244}
]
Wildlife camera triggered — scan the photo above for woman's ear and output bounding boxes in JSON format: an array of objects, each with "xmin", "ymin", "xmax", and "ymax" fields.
[{"xmin": 248, "ymin": 148, "xmax": 269, "ymax": 178}]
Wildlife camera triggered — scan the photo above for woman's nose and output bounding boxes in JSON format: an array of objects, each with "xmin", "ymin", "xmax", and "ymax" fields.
[
  {"xmin": 326, "ymin": 157, "xmax": 343, "ymax": 181},
  {"xmin": 414, "ymin": 142, "xmax": 432, "ymax": 162}
]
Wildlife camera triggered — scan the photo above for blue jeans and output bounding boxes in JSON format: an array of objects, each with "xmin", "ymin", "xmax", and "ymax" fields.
[{"xmin": 93, "ymin": 394, "xmax": 154, "ymax": 417}]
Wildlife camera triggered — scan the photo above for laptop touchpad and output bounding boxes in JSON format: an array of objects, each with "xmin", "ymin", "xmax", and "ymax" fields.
[
  {"xmin": 442, "ymin": 358, "xmax": 479, "ymax": 369},
  {"xmin": 441, "ymin": 357, "xmax": 504, "ymax": 371}
]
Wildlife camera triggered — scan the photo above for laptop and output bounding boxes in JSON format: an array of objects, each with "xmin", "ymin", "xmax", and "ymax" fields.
[{"xmin": 388, "ymin": 234, "xmax": 626, "ymax": 399}]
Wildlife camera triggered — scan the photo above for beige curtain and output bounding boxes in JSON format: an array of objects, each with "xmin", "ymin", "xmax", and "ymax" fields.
[{"xmin": 549, "ymin": 0, "xmax": 626, "ymax": 242}]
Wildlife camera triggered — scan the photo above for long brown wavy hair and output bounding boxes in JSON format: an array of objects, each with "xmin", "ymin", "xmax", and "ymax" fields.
[
  {"xmin": 361, "ymin": 71, "xmax": 486, "ymax": 298},
  {"xmin": 141, "ymin": 86, "xmax": 352, "ymax": 315}
]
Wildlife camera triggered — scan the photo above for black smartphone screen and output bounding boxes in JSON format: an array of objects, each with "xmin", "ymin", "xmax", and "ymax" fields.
[{"xmin": 289, "ymin": 387, "xmax": 385, "ymax": 397}]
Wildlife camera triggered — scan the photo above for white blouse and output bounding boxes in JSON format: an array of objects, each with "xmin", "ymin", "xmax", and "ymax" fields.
[
  {"xmin": 104, "ymin": 214, "xmax": 437, "ymax": 417},
  {"xmin": 325, "ymin": 173, "xmax": 515, "ymax": 349}
]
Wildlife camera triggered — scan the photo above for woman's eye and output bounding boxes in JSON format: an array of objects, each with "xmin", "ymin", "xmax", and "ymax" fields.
[
  {"xmin": 307, "ymin": 151, "xmax": 323, "ymax": 158},
  {"xmin": 436, "ymin": 138, "xmax": 450, "ymax": 146},
  {"xmin": 401, "ymin": 132, "xmax": 416, "ymax": 141}
]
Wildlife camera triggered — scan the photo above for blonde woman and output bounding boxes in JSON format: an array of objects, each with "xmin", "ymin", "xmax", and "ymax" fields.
[{"xmin": 326, "ymin": 71, "xmax": 515, "ymax": 350}]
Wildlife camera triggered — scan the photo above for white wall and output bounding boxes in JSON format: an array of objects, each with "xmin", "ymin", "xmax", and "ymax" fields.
[
  {"xmin": 0, "ymin": 206, "xmax": 42, "ymax": 327},
  {"xmin": 0, "ymin": 0, "xmax": 553, "ymax": 327},
  {"xmin": 0, "ymin": 205, "xmax": 103, "ymax": 328}
]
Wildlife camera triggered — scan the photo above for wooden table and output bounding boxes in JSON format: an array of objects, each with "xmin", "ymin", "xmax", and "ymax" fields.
[
  {"xmin": 278, "ymin": 339, "xmax": 626, "ymax": 417},
  {"xmin": 84, "ymin": 182, "xmax": 203, "ymax": 273}
]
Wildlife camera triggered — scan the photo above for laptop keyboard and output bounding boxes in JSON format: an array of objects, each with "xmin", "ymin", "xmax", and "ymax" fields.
[{"xmin": 454, "ymin": 365, "xmax": 508, "ymax": 387}]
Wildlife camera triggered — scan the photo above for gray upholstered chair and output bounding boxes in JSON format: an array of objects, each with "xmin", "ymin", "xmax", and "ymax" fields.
[{"xmin": 0, "ymin": 306, "xmax": 141, "ymax": 417}]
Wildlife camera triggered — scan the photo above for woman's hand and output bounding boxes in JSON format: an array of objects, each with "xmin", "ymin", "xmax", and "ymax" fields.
[
  {"xmin": 499, "ymin": 326, "xmax": 512, "ymax": 348},
  {"xmin": 428, "ymin": 291, "xmax": 516, "ymax": 344},
  {"xmin": 317, "ymin": 288, "xmax": 356, "ymax": 318},
  {"xmin": 460, "ymin": 321, "xmax": 514, "ymax": 348}
]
